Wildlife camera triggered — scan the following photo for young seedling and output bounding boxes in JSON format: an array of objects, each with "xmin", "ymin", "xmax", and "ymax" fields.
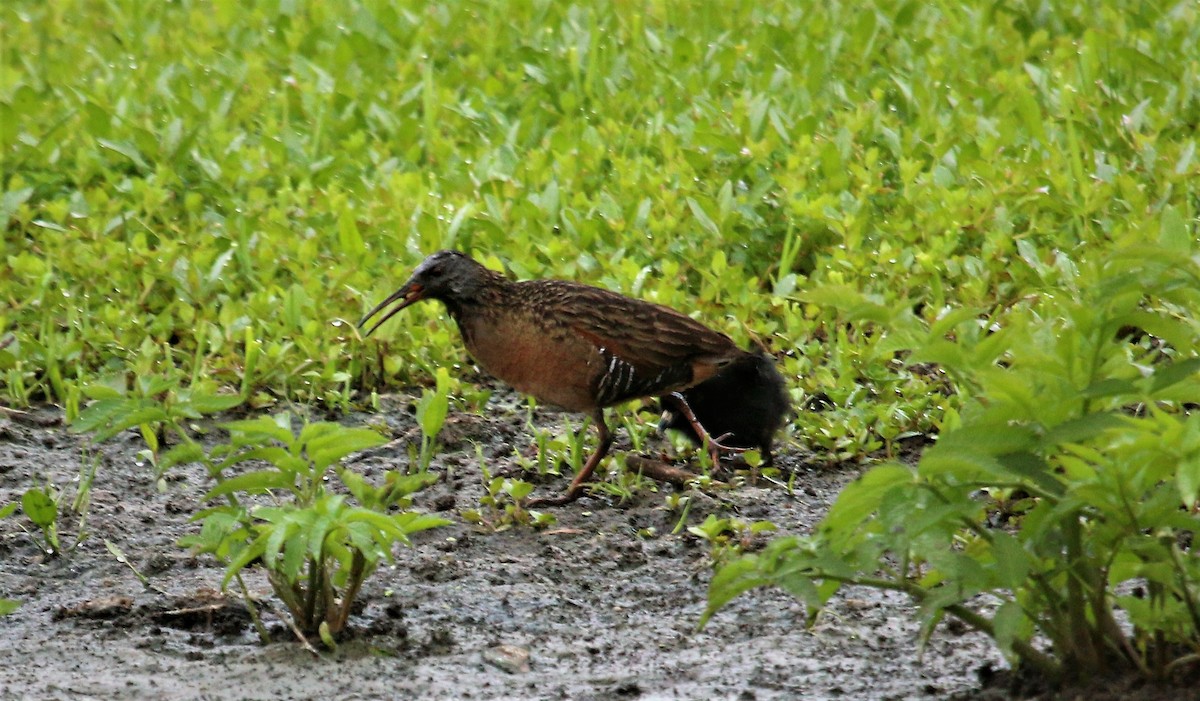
[
  {"xmin": 16, "ymin": 453, "xmax": 96, "ymax": 559},
  {"xmin": 182, "ymin": 413, "xmax": 449, "ymax": 643},
  {"xmin": 413, "ymin": 367, "xmax": 452, "ymax": 472},
  {"xmin": 462, "ymin": 448, "xmax": 555, "ymax": 530},
  {"xmin": 687, "ymin": 514, "xmax": 777, "ymax": 565}
]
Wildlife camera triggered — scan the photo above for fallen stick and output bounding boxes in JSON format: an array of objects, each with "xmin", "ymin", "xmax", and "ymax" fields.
[{"xmin": 624, "ymin": 455, "xmax": 724, "ymax": 488}]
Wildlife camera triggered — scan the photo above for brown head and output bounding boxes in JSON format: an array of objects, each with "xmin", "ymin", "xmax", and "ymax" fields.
[{"xmin": 359, "ymin": 250, "xmax": 500, "ymax": 336}]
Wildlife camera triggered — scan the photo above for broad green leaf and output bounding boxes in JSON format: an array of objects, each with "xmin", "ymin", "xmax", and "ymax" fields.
[
  {"xmin": 988, "ymin": 532, "xmax": 1031, "ymax": 589},
  {"xmin": 991, "ymin": 599, "xmax": 1026, "ymax": 661},
  {"xmin": 820, "ymin": 463, "xmax": 914, "ymax": 538},
  {"xmin": 391, "ymin": 512, "xmax": 452, "ymax": 535},
  {"xmin": 221, "ymin": 530, "xmax": 271, "ymax": 589},
  {"xmin": 700, "ymin": 555, "xmax": 777, "ymax": 628},
  {"xmin": 188, "ymin": 393, "xmax": 244, "ymax": 414},
  {"xmin": 307, "ymin": 428, "xmax": 388, "ymax": 471},
  {"xmin": 203, "ymin": 470, "xmax": 296, "ymax": 501},
  {"xmin": 158, "ymin": 442, "xmax": 205, "ymax": 471},
  {"xmin": 21, "ymin": 489, "xmax": 57, "ymax": 528},
  {"xmin": 686, "ymin": 197, "xmax": 720, "ymax": 237},
  {"xmin": 1158, "ymin": 205, "xmax": 1189, "ymax": 253},
  {"xmin": 1177, "ymin": 454, "xmax": 1200, "ymax": 508},
  {"xmin": 1149, "ymin": 357, "xmax": 1200, "ymax": 395},
  {"xmin": 1039, "ymin": 412, "xmax": 1123, "ymax": 447},
  {"xmin": 221, "ymin": 416, "xmax": 294, "ymax": 444},
  {"xmin": 212, "ymin": 446, "xmax": 299, "ymax": 477}
]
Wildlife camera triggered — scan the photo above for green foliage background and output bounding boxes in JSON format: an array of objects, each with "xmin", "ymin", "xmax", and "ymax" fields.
[{"xmin": 2, "ymin": 0, "xmax": 1198, "ymax": 457}]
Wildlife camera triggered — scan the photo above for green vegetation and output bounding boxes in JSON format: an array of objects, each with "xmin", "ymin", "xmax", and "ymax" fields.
[
  {"xmin": 4, "ymin": 0, "xmax": 1200, "ymax": 684},
  {"xmin": 7, "ymin": 448, "xmax": 97, "ymax": 558},
  {"xmin": 706, "ymin": 242, "xmax": 1200, "ymax": 683},
  {"xmin": 181, "ymin": 414, "xmax": 448, "ymax": 642},
  {"xmin": 8, "ymin": 0, "xmax": 1191, "ymax": 457}
]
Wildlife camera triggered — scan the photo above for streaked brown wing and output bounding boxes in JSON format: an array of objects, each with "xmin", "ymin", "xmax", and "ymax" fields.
[{"xmin": 518, "ymin": 280, "xmax": 743, "ymax": 404}]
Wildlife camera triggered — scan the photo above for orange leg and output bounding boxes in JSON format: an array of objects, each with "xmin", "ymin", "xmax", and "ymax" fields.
[
  {"xmin": 666, "ymin": 392, "xmax": 749, "ymax": 465},
  {"xmin": 526, "ymin": 410, "xmax": 613, "ymax": 507}
]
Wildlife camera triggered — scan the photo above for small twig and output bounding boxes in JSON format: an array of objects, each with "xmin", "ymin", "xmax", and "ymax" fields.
[
  {"xmin": 162, "ymin": 604, "xmax": 226, "ymax": 617},
  {"xmin": 283, "ymin": 613, "xmax": 320, "ymax": 657},
  {"xmin": 625, "ymin": 455, "xmax": 726, "ymax": 488}
]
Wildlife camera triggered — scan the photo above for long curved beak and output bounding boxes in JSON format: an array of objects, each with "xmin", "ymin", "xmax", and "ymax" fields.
[{"xmin": 358, "ymin": 281, "xmax": 425, "ymax": 337}]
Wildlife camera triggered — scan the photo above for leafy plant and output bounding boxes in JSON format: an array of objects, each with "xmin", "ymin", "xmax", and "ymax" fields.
[
  {"xmin": 462, "ymin": 448, "xmax": 555, "ymax": 530},
  {"xmin": 412, "ymin": 367, "xmax": 451, "ymax": 472},
  {"xmin": 19, "ymin": 483, "xmax": 62, "ymax": 556},
  {"xmin": 687, "ymin": 514, "xmax": 777, "ymax": 566},
  {"xmin": 705, "ymin": 240, "xmax": 1200, "ymax": 684},
  {"xmin": 180, "ymin": 414, "xmax": 449, "ymax": 642},
  {"xmin": 72, "ymin": 374, "xmax": 243, "ymax": 485},
  {"xmin": 13, "ymin": 447, "xmax": 99, "ymax": 558}
]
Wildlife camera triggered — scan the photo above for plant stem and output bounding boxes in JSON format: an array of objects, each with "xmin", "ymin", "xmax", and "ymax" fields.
[
  {"xmin": 331, "ymin": 550, "xmax": 368, "ymax": 634},
  {"xmin": 821, "ymin": 572, "xmax": 1063, "ymax": 682},
  {"xmin": 235, "ymin": 573, "xmax": 270, "ymax": 645}
]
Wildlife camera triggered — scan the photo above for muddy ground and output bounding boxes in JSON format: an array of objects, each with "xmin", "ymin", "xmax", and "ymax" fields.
[{"xmin": 0, "ymin": 392, "xmax": 1192, "ymax": 701}]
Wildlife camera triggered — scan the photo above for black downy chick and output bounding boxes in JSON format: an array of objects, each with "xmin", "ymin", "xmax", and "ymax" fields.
[{"xmin": 658, "ymin": 351, "xmax": 790, "ymax": 465}]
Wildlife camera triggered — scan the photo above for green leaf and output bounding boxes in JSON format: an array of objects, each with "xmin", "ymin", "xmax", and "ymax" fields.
[
  {"xmin": 1158, "ymin": 205, "xmax": 1189, "ymax": 253},
  {"xmin": 991, "ymin": 599, "xmax": 1026, "ymax": 661},
  {"xmin": 21, "ymin": 488, "xmax": 57, "ymax": 529},
  {"xmin": 686, "ymin": 197, "xmax": 720, "ymax": 237},
  {"xmin": 700, "ymin": 554, "xmax": 776, "ymax": 628},
  {"xmin": 820, "ymin": 463, "xmax": 914, "ymax": 540},
  {"xmin": 1039, "ymin": 412, "xmax": 1124, "ymax": 447},
  {"xmin": 203, "ymin": 470, "xmax": 296, "ymax": 501},
  {"xmin": 221, "ymin": 529, "xmax": 272, "ymax": 589},
  {"xmin": 187, "ymin": 393, "xmax": 244, "ymax": 414},
  {"xmin": 0, "ymin": 599, "xmax": 20, "ymax": 615},
  {"xmin": 307, "ymin": 427, "xmax": 388, "ymax": 471},
  {"xmin": 1177, "ymin": 454, "xmax": 1200, "ymax": 508},
  {"xmin": 1149, "ymin": 357, "xmax": 1200, "ymax": 395},
  {"xmin": 81, "ymin": 384, "xmax": 125, "ymax": 400},
  {"xmin": 221, "ymin": 416, "xmax": 295, "ymax": 444},
  {"xmin": 96, "ymin": 138, "xmax": 149, "ymax": 170},
  {"xmin": 988, "ymin": 532, "xmax": 1030, "ymax": 589},
  {"xmin": 0, "ymin": 502, "xmax": 17, "ymax": 519},
  {"xmin": 212, "ymin": 446, "xmax": 300, "ymax": 477},
  {"xmin": 932, "ymin": 424, "xmax": 1037, "ymax": 456},
  {"xmin": 158, "ymin": 442, "xmax": 205, "ymax": 472},
  {"xmin": 281, "ymin": 529, "xmax": 308, "ymax": 583},
  {"xmin": 391, "ymin": 512, "xmax": 452, "ymax": 535}
]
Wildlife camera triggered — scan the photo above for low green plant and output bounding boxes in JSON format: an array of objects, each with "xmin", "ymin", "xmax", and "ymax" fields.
[
  {"xmin": 72, "ymin": 373, "xmax": 243, "ymax": 486},
  {"xmin": 0, "ymin": 501, "xmax": 20, "ymax": 614},
  {"xmin": 704, "ymin": 240, "xmax": 1200, "ymax": 684},
  {"xmin": 412, "ymin": 367, "xmax": 451, "ymax": 472},
  {"xmin": 463, "ymin": 449, "xmax": 555, "ymax": 530},
  {"xmin": 19, "ymin": 482, "xmax": 63, "ymax": 556},
  {"xmin": 181, "ymin": 414, "xmax": 449, "ymax": 641},
  {"xmin": 590, "ymin": 455, "xmax": 656, "ymax": 503},
  {"xmin": 14, "ymin": 448, "xmax": 98, "ymax": 558},
  {"xmin": 688, "ymin": 514, "xmax": 778, "ymax": 566}
]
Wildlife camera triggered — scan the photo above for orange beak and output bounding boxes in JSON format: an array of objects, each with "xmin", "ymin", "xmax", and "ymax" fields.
[{"xmin": 358, "ymin": 282, "xmax": 425, "ymax": 337}]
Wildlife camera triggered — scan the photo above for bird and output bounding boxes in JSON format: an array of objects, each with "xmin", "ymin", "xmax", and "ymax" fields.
[
  {"xmin": 657, "ymin": 351, "xmax": 790, "ymax": 466},
  {"xmin": 359, "ymin": 249, "xmax": 788, "ymax": 506}
]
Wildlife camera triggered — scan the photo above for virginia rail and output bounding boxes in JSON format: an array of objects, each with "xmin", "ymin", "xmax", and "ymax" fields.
[{"xmin": 359, "ymin": 250, "xmax": 787, "ymax": 505}]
